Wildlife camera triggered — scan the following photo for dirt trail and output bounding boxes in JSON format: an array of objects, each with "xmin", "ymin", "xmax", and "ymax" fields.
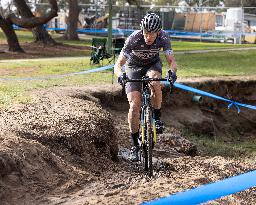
[
  {"xmin": 0, "ymin": 79, "xmax": 255, "ymax": 205},
  {"xmin": 0, "ymin": 87, "xmax": 118, "ymax": 205},
  {"xmin": 1, "ymin": 42, "xmax": 256, "ymax": 204}
]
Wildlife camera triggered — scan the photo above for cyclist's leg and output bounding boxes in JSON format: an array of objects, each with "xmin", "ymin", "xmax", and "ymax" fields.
[
  {"xmin": 126, "ymin": 65, "xmax": 143, "ymax": 161},
  {"xmin": 147, "ymin": 62, "xmax": 162, "ymax": 110},
  {"xmin": 126, "ymin": 65, "xmax": 143, "ymax": 135},
  {"xmin": 127, "ymin": 91, "xmax": 141, "ymax": 135},
  {"xmin": 126, "ymin": 92, "xmax": 141, "ymax": 162}
]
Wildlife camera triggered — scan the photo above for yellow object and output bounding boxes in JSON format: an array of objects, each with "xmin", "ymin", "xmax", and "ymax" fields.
[
  {"xmin": 153, "ymin": 120, "xmax": 157, "ymax": 143},
  {"xmin": 244, "ymin": 34, "xmax": 256, "ymax": 44},
  {"xmin": 141, "ymin": 123, "xmax": 145, "ymax": 144}
]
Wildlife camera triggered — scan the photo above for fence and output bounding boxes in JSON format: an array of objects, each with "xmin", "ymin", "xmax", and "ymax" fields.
[
  {"xmin": 9, "ymin": 2, "xmax": 256, "ymax": 44},
  {"xmin": 109, "ymin": 5, "xmax": 256, "ymax": 43}
]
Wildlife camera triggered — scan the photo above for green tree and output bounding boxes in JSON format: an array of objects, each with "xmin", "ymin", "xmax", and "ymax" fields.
[
  {"xmin": 224, "ymin": 0, "xmax": 256, "ymax": 6},
  {"xmin": 154, "ymin": 0, "xmax": 180, "ymax": 6},
  {"xmin": 224, "ymin": 0, "xmax": 256, "ymax": 13},
  {"xmin": 185, "ymin": 0, "xmax": 221, "ymax": 7}
]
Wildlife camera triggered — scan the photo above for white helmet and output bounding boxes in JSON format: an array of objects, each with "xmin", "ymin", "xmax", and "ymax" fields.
[{"xmin": 141, "ymin": 13, "xmax": 162, "ymax": 32}]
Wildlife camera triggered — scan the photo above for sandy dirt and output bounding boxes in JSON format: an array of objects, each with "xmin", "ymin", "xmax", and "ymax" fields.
[
  {"xmin": 0, "ymin": 82, "xmax": 255, "ymax": 205},
  {"xmin": 0, "ymin": 43, "xmax": 256, "ymax": 205}
]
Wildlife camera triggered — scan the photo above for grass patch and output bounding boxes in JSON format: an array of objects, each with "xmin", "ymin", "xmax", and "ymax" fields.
[
  {"xmin": 1, "ymin": 50, "xmax": 256, "ymax": 78},
  {"xmin": 0, "ymin": 31, "xmax": 256, "ymax": 105},
  {"xmin": 172, "ymin": 40, "xmax": 256, "ymax": 51},
  {"xmin": 162, "ymin": 50, "xmax": 256, "ymax": 77},
  {"xmin": 0, "ymin": 49, "xmax": 255, "ymax": 105},
  {"xmin": 0, "ymin": 57, "xmax": 115, "ymax": 79},
  {"xmin": 0, "ymin": 58, "xmax": 91, "ymax": 77},
  {"xmin": 185, "ymin": 131, "xmax": 256, "ymax": 158},
  {"xmin": 0, "ymin": 30, "xmax": 34, "ymax": 44},
  {"xmin": 0, "ymin": 84, "xmax": 31, "ymax": 105},
  {"xmin": 0, "ymin": 65, "xmax": 114, "ymax": 107},
  {"xmin": 54, "ymin": 35, "xmax": 92, "ymax": 46}
]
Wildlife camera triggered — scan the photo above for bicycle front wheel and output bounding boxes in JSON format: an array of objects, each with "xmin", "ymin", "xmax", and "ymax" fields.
[{"xmin": 145, "ymin": 106, "xmax": 153, "ymax": 177}]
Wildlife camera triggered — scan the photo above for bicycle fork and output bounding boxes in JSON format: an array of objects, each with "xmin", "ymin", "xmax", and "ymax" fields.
[
  {"xmin": 140, "ymin": 107, "xmax": 157, "ymax": 145},
  {"xmin": 152, "ymin": 117, "xmax": 157, "ymax": 144},
  {"xmin": 140, "ymin": 108, "xmax": 146, "ymax": 144}
]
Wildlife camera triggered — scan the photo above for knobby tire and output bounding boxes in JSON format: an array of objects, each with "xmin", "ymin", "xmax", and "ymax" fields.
[
  {"xmin": 147, "ymin": 108, "xmax": 153, "ymax": 177},
  {"xmin": 142, "ymin": 106, "xmax": 153, "ymax": 177}
]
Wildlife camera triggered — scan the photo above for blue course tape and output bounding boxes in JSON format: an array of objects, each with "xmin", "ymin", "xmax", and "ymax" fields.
[
  {"xmin": 142, "ymin": 170, "xmax": 256, "ymax": 205},
  {"xmin": 1, "ymin": 64, "xmax": 255, "ymax": 112},
  {"xmin": 163, "ymin": 81, "xmax": 256, "ymax": 113}
]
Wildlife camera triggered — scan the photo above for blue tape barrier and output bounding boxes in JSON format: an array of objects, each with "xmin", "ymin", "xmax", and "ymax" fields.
[
  {"xmin": 142, "ymin": 170, "xmax": 256, "ymax": 205},
  {"xmin": 12, "ymin": 25, "xmax": 256, "ymax": 39},
  {"xmin": 163, "ymin": 81, "xmax": 256, "ymax": 113},
  {"xmin": 1, "ymin": 64, "xmax": 255, "ymax": 112}
]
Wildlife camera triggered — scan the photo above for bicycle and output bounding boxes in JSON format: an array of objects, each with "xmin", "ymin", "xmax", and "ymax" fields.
[{"xmin": 122, "ymin": 75, "xmax": 173, "ymax": 177}]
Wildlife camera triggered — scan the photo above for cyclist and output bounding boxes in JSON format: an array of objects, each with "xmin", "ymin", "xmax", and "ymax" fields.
[{"xmin": 114, "ymin": 13, "xmax": 177, "ymax": 161}]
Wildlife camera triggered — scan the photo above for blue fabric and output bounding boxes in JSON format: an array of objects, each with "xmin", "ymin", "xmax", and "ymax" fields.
[
  {"xmin": 1, "ymin": 63, "xmax": 255, "ymax": 113},
  {"xmin": 162, "ymin": 81, "xmax": 256, "ymax": 112},
  {"xmin": 142, "ymin": 170, "xmax": 256, "ymax": 205}
]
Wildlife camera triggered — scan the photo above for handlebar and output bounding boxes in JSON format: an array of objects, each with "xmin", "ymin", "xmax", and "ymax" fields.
[
  {"xmin": 121, "ymin": 76, "xmax": 173, "ymax": 96},
  {"xmin": 125, "ymin": 77, "xmax": 169, "ymax": 83}
]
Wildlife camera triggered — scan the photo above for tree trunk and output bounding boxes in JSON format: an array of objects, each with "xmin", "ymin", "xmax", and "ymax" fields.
[
  {"xmin": 0, "ymin": 16, "xmax": 24, "ymax": 52},
  {"xmin": 32, "ymin": 26, "xmax": 56, "ymax": 45},
  {"xmin": 13, "ymin": 0, "xmax": 57, "ymax": 45},
  {"xmin": 64, "ymin": 0, "xmax": 80, "ymax": 40}
]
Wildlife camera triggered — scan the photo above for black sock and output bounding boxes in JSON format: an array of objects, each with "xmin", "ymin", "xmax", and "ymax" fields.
[
  {"xmin": 131, "ymin": 132, "xmax": 139, "ymax": 147},
  {"xmin": 154, "ymin": 108, "xmax": 161, "ymax": 121}
]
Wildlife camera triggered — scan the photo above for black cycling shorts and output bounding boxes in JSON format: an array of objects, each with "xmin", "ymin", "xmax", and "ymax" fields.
[{"xmin": 125, "ymin": 61, "xmax": 162, "ymax": 94}]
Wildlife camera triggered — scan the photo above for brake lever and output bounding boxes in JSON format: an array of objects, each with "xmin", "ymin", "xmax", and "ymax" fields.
[{"xmin": 121, "ymin": 82, "xmax": 126, "ymax": 96}]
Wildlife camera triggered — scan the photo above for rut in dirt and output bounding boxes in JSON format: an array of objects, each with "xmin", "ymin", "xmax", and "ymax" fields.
[{"xmin": 0, "ymin": 79, "xmax": 255, "ymax": 205}]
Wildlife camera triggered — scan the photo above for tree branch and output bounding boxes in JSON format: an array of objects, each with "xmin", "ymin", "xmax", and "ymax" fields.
[{"xmin": 7, "ymin": 0, "xmax": 58, "ymax": 28}]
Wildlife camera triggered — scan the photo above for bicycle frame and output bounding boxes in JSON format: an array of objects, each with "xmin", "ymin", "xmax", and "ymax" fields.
[
  {"xmin": 140, "ymin": 78, "xmax": 156, "ymax": 145},
  {"xmin": 125, "ymin": 76, "xmax": 169, "ymax": 177}
]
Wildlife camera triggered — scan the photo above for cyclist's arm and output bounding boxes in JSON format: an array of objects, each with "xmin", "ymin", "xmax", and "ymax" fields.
[
  {"xmin": 161, "ymin": 30, "xmax": 177, "ymax": 73},
  {"xmin": 114, "ymin": 54, "xmax": 127, "ymax": 77},
  {"xmin": 114, "ymin": 33, "xmax": 135, "ymax": 77},
  {"xmin": 165, "ymin": 52, "xmax": 177, "ymax": 73}
]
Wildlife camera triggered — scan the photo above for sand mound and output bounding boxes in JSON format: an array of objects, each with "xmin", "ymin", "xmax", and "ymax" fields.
[{"xmin": 0, "ymin": 87, "xmax": 118, "ymax": 204}]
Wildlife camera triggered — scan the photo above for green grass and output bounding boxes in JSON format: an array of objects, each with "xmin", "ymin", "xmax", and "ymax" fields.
[
  {"xmin": 0, "ymin": 49, "xmax": 255, "ymax": 106},
  {"xmin": 0, "ymin": 70, "xmax": 114, "ymax": 106},
  {"xmin": 0, "ymin": 58, "xmax": 91, "ymax": 77},
  {"xmin": 172, "ymin": 41, "xmax": 256, "ymax": 51},
  {"xmin": 1, "ymin": 50, "xmax": 256, "ymax": 78},
  {"xmin": 163, "ymin": 50, "xmax": 256, "ymax": 77},
  {"xmin": 185, "ymin": 132, "xmax": 256, "ymax": 158},
  {"xmin": 0, "ymin": 30, "xmax": 256, "ymax": 106},
  {"xmin": 0, "ymin": 84, "xmax": 31, "ymax": 105},
  {"xmin": 0, "ymin": 56, "xmax": 114, "ymax": 106},
  {"xmin": 0, "ymin": 30, "xmax": 34, "ymax": 43}
]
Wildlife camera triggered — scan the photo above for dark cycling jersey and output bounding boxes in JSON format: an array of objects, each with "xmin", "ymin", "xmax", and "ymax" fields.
[{"xmin": 121, "ymin": 30, "xmax": 173, "ymax": 66}]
